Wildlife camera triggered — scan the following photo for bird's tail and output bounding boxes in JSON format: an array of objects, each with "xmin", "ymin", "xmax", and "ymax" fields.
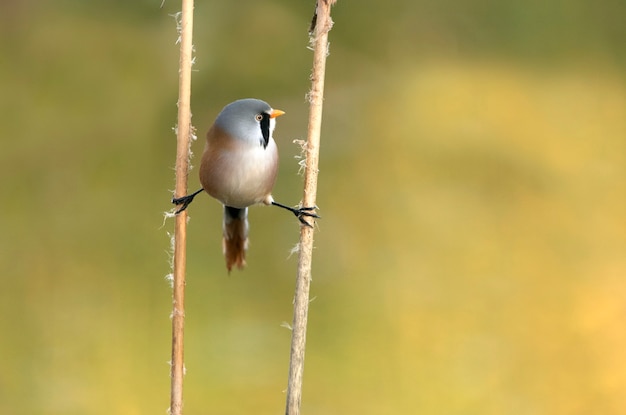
[{"xmin": 222, "ymin": 206, "xmax": 249, "ymax": 272}]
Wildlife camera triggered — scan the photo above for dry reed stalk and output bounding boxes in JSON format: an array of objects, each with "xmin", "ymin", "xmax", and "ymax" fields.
[
  {"xmin": 285, "ymin": 1, "xmax": 337, "ymax": 414},
  {"xmin": 170, "ymin": 0, "xmax": 194, "ymax": 414}
]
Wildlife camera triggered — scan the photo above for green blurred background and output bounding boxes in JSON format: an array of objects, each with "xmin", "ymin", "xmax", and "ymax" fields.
[{"xmin": 1, "ymin": 0, "xmax": 625, "ymax": 414}]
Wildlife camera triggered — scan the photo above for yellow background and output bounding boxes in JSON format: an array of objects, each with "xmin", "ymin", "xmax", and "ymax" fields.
[{"xmin": 1, "ymin": 1, "xmax": 625, "ymax": 414}]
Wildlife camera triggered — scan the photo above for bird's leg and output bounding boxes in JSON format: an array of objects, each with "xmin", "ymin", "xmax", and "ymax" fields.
[
  {"xmin": 271, "ymin": 201, "xmax": 320, "ymax": 227},
  {"xmin": 172, "ymin": 188, "xmax": 204, "ymax": 214}
]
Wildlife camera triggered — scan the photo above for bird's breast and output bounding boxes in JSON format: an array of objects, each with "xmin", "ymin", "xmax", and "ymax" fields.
[{"xmin": 199, "ymin": 128, "xmax": 279, "ymax": 208}]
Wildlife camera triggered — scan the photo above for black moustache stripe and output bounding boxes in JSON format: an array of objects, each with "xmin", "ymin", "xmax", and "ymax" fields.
[{"xmin": 259, "ymin": 113, "xmax": 270, "ymax": 148}]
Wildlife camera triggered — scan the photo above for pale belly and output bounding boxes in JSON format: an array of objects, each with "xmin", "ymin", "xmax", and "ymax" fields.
[{"xmin": 200, "ymin": 139, "xmax": 279, "ymax": 208}]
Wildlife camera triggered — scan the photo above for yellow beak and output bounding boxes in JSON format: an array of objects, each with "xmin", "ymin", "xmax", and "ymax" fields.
[{"xmin": 269, "ymin": 109, "xmax": 285, "ymax": 119}]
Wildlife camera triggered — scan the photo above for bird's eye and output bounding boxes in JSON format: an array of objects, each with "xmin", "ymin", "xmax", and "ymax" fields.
[{"xmin": 255, "ymin": 114, "xmax": 263, "ymax": 122}]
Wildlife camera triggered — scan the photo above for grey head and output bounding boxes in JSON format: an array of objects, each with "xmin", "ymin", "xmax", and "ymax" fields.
[{"xmin": 215, "ymin": 98, "xmax": 279, "ymax": 149}]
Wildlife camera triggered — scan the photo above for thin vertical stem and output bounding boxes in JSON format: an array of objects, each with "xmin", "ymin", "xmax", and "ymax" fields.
[
  {"xmin": 170, "ymin": 1, "xmax": 194, "ymax": 414},
  {"xmin": 285, "ymin": 2, "xmax": 336, "ymax": 415}
]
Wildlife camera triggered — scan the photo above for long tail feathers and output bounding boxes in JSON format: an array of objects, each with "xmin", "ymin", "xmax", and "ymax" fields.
[{"xmin": 222, "ymin": 206, "xmax": 249, "ymax": 272}]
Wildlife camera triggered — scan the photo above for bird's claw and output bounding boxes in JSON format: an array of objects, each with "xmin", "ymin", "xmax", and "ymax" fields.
[
  {"xmin": 270, "ymin": 201, "xmax": 320, "ymax": 227},
  {"xmin": 171, "ymin": 188, "xmax": 204, "ymax": 214},
  {"xmin": 171, "ymin": 195, "xmax": 194, "ymax": 214},
  {"xmin": 294, "ymin": 206, "xmax": 320, "ymax": 227}
]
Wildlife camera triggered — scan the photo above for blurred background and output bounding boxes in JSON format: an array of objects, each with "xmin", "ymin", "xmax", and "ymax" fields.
[{"xmin": 1, "ymin": 0, "xmax": 625, "ymax": 414}]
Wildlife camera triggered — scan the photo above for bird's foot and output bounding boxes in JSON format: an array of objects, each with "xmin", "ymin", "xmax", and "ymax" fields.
[
  {"xmin": 295, "ymin": 206, "xmax": 320, "ymax": 227},
  {"xmin": 171, "ymin": 188, "xmax": 204, "ymax": 214},
  {"xmin": 271, "ymin": 202, "xmax": 320, "ymax": 227}
]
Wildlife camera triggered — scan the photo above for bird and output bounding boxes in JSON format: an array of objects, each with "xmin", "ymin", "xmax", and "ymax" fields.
[{"xmin": 172, "ymin": 98, "xmax": 318, "ymax": 272}]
